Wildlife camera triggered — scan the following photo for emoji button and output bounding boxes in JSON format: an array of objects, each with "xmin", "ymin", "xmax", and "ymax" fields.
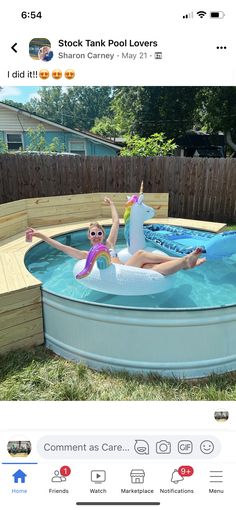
[
  {"xmin": 200, "ymin": 440, "xmax": 214, "ymax": 454},
  {"xmin": 65, "ymin": 69, "xmax": 75, "ymax": 80},
  {"xmin": 52, "ymin": 69, "xmax": 62, "ymax": 80},
  {"xmin": 39, "ymin": 69, "xmax": 49, "ymax": 80}
]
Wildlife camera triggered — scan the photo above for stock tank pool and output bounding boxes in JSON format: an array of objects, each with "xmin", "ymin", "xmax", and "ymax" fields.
[{"xmin": 24, "ymin": 227, "xmax": 236, "ymax": 378}]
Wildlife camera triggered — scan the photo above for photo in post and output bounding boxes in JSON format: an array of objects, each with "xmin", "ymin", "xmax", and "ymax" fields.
[{"xmin": 0, "ymin": 85, "xmax": 236, "ymax": 400}]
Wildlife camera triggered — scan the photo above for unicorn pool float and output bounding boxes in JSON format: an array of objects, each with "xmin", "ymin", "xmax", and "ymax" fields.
[{"xmin": 73, "ymin": 191, "xmax": 172, "ymax": 296}]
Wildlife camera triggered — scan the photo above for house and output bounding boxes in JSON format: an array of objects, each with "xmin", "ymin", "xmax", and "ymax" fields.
[
  {"xmin": 0, "ymin": 102, "xmax": 120, "ymax": 156},
  {"xmin": 175, "ymin": 131, "xmax": 225, "ymax": 157}
]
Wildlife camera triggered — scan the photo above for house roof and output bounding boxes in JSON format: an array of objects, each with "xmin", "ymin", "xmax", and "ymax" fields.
[
  {"xmin": 0, "ymin": 102, "xmax": 121, "ymax": 150},
  {"xmin": 74, "ymin": 129, "xmax": 125, "ymax": 146}
]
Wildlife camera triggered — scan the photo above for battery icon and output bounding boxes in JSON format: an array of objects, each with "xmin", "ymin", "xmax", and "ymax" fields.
[{"xmin": 210, "ymin": 11, "xmax": 225, "ymax": 18}]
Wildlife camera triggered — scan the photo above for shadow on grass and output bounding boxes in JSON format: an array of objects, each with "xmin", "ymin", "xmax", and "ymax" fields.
[{"xmin": 99, "ymin": 367, "xmax": 236, "ymax": 392}]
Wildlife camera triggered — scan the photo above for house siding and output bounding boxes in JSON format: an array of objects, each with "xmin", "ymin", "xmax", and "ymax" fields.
[
  {"xmin": 0, "ymin": 104, "xmax": 119, "ymax": 156},
  {"xmin": 0, "ymin": 107, "xmax": 59, "ymax": 131},
  {"xmin": 86, "ymin": 139, "xmax": 117, "ymax": 156}
]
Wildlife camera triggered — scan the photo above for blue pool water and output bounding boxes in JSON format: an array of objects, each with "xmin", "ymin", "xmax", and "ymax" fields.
[{"xmin": 24, "ymin": 227, "xmax": 236, "ymax": 310}]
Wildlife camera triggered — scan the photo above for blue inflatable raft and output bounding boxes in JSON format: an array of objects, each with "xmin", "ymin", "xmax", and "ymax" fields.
[{"xmin": 144, "ymin": 224, "xmax": 236, "ymax": 260}]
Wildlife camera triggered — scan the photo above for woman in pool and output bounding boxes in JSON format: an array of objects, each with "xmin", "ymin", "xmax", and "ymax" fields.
[{"xmin": 26, "ymin": 197, "xmax": 206, "ymax": 275}]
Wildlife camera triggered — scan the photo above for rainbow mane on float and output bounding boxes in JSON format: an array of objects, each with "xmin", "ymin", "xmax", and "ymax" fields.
[
  {"xmin": 76, "ymin": 244, "xmax": 111, "ymax": 279},
  {"xmin": 123, "ymin": 195, "xmax": 139, "ymax": 247}
]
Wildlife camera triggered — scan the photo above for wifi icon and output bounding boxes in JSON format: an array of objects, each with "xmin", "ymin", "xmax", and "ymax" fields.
[{"xmin": 197, "ymin": 10, "xmax": 207, "ymax": 18}]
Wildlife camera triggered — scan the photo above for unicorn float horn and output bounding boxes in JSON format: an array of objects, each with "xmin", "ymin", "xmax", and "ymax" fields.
[
  {"xmin": 139, "ymin": 181, "xmax": 144, "ymax": 195},
  {"xmin": 75, "ymin": 244, "xmax": 111, "ymax": 279}
]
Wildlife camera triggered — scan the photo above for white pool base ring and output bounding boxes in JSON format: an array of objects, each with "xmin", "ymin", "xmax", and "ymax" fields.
[{"xmin": 43, "ymin": 290, "xmax": 236, "ymax": 379}]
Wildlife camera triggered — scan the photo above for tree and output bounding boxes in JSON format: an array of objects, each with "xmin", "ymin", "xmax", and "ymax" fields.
[
  {"xmin": 0, "ymin": 140, "xmax": 8, "ymax": 153},
  {"xmin": 90, "ymin": 116, "xmax": 119, "ymax": 140},
  {"xmin": 120, "ymin": 133, "xmax": 177, "ymax": 156},
  {"xmin": 111, "ymin": 87, "xmax": 199, "ymax": 138},
  {"xmin": 194, "ymin": 87, "xmax": 236, "ymax": 152},
  {"xmin": 26, "ymin": 126, "xmax": 65, "ymax": 152},
  {"xmin": 26, "ymin": 87, "xmax": 65, "ymax": 125},
  {"xmin": 2, "ymin": 99, "xmax": 26, "ymax": 110},
  {"xmin": 25, "ymin": 86, "xmax": 113, "ymax": 130},
  {"xmin": 111, "ymin": 87, "xmax": 141, "ymax": 135}
]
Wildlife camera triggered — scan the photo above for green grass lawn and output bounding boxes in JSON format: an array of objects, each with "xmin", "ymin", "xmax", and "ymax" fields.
[
  {"xmin": 1, "ymin": 224, "xmax": 235, "ymax": 402},
  {"xmin": 0, "ymin": 346, "xmax": 236, "ymax": 401}
]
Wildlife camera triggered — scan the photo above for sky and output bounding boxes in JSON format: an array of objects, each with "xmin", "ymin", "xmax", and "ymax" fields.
[{"xmin": 0, "ymin": 86, "xmax": 40, "ymax": 103}]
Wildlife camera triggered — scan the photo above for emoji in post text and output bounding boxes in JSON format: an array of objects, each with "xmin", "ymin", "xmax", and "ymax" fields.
[
  {"xmin": 39, "ymin": 69, "xmax": 50, "ymax": 80},
  {"xmin": 52, "ymin": 69, "xmax": 62, "ymax": 80},
  {"xmin": 64, "ymin": 69, "xmax": 75, "ymax": 80}
]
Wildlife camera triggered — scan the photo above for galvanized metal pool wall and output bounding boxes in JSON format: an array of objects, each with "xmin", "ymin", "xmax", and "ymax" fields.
[{"xmin": 43, "ymin": 289, "xmax": 236, "ymax": 379}]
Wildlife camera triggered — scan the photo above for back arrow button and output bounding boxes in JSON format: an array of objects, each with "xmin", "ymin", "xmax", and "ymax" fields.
[{"xmin": 11, "ymin": 43, "xmax": 18, "ymax": 53}]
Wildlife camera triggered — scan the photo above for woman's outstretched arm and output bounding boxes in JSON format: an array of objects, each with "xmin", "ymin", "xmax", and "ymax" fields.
[
  {"xmin": 104, "ymin": 197, "xmax": 120, "ymax": 248},
  {"xmin": 27, "ymin": 228, "xmax": 88, "ymax": 260}
]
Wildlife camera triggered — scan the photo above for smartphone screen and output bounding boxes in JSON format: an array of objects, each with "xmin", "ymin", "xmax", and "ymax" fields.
[{"xmin": 0, "ymin": 1, "xmax": 236, "ymax": 508}]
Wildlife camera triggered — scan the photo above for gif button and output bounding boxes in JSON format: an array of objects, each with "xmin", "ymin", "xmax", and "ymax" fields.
[{"xmin": 178, "ymin": 440, "xmax": 193, "ymax": 454}]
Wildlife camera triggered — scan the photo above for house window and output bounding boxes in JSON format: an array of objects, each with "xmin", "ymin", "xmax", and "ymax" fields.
[
  {"xmin": 6, "ymin": 133, "xmax": 23, "ymax": 151},
  {"xmin": 69, "ymin": 140, "xmax": 86, "ymax": 155}
]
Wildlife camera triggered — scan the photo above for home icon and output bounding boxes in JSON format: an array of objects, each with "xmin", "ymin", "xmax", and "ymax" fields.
[
  {"xmin": 12, "ymin": 469, "xmax": 27, "ymax": 484},
  {"xmin": 130, "ymin": 469, "xmax": 145, "ymax": 484}
]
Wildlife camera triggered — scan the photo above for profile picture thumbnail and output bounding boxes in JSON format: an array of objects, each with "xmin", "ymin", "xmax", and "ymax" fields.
[
  {"xmin": 7, "ymin": 440, "xmax": 32, "ymax": 457},
  {"xmin": 29, "ymin": 38, "xmax": 54, "ymax": 62},
  {"xmin": 214, "ymin": 410, "xmax": 229, "ymax": 422}
]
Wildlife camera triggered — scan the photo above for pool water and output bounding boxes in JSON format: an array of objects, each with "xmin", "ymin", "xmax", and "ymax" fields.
[{"xmin": 25, "ymin": 227, "xmax": 236, "ymax": 310}]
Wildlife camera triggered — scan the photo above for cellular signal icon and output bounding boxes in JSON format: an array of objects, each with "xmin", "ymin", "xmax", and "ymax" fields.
[
  {"xmin": 197, "ymin": 10, "xmax": 207, "ymax": 18},
  {"xmin": 183, "ymin": 12, "xmax": 194, "ymax": 19}
]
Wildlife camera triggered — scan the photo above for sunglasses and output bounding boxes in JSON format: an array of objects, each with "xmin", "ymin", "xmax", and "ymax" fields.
[{"xmin": 89, "ymin": 230, "xmax": 104, "ymax": 237}]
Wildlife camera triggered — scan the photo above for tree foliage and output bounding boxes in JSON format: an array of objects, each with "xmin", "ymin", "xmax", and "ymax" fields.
[
  {"xmin": 120, "ymin": 133, "xmax": 177, "ymax": 156},
  {"xmin": 4, "ymin": 86, "xmax": 236, "ymax": 151},
  {"xmin": 195, "ymin": 87, "xmax": 236, "ymax": 134},
  {"xmin": 0, "ymin": 140, "xmax": 8, "ymax": 153},
  {"xmin": 24, "ymin": 87, "xmax": 113, "ymax": 130},
  {"xmin": 26, "ymin": 126, "xmax": 65, "ymax": 152},
  {"xmin": 111, "ymin": 87, "xmax": 199, "ymax": 138},
  {"xmin": 3, "ymin": 99, "xmax": 26, "ymax": 110},
  {"xmin": 90, "ymin": 116, "xmax": 119, "ymax": 140}
]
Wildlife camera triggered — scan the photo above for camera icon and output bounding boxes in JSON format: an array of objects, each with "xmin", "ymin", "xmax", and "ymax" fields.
[{"xmin": 156, "ymin": 440, "xmax": 171, "ymax": 454}]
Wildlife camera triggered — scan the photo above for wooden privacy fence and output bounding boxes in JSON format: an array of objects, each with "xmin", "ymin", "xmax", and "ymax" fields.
[{"xmin": 0, "ymin": 153, "xmax": 236, "ymax": 222}]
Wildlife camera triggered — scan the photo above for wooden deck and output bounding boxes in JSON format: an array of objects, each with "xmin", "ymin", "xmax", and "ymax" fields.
[{"xmin": 0, "ymin": 193, "xmax": 227, "ymax": 356}]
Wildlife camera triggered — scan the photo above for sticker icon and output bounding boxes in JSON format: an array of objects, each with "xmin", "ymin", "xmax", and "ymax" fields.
[{"xmin": 134, "ymin": 440, "xmax": 149, "ymax": 455}]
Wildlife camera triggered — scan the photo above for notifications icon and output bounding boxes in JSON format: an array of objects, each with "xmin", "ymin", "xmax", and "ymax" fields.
[{"xmin": 134, "ymin": 440, "xmax": 149, "ymax": 455}]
